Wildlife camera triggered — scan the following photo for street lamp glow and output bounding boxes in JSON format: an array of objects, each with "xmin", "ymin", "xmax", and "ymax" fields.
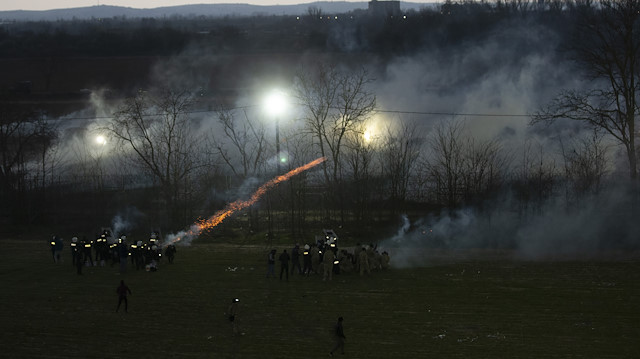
[
  {"xmin": 95, "ymin": 135, "xmax": 107, "ymax": 145},
  {"xmin": 363, "ymin": 130, "xmax": 373, "ymax": 142},
  {"xmin": 264, "ymin": 89, "xmax": 288, "ymax": 117}
]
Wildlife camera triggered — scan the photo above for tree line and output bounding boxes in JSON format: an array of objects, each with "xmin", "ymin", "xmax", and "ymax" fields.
[{"xmin": 0, "ymin": 0, "xmax": 582, "ymax": 58}]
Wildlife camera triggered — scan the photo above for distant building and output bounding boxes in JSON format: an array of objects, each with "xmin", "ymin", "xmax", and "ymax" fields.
[{"xmin": 368, "ymin": 0, "xmax": 401, "ymax": 17}]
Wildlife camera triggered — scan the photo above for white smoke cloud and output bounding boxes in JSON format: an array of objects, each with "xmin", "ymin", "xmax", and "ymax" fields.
[
  {"xmin": 162, "ymin": 223, "xmax": 201, "ymax": 247},
  {"xmin": 379, "ymin": 184, "xmax": 640, "ymax": 268},
  {"xmin": 111, "ymin": 207, "xmax": 144, "ymax": 239}
]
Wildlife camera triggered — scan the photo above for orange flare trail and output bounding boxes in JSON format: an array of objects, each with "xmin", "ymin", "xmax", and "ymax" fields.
[{"xmin": 166, "ymin": 157, "xmax": 326, "ymax": 245}]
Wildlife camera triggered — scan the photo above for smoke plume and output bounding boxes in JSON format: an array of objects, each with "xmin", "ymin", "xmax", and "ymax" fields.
[
  {"xmin": 111, "ymin": 207, "xmax": 144, "ymax": 239},
  {"xmin": 380, "ymin": 185, "xmax": 640, "ymax": 268}
]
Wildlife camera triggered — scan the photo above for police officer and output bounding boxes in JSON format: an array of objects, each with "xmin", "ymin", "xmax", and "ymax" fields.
[
  {"xmin": 109, "ymin": 242, "xmax": 119, "ymax": 266},
  {"xmin": 76, "ymin": 248, "xmax": 84, "ymax": 275},
  {"xmin": 81, "ymin": 236, "xmax": 94, "ymax": 266},
  {"xmin": 149, "ymin": 232, "xmax": 158, "ymax": 247},
  {"xmin": 70, "ymin": 237, "xmax": 79, "ymax": 266},
  {"xmin": 50, "ymin": 235, "xmax": 57, "ymax": 263},
  {"xmin": 118, "ymin": 238, "xmax": 128, "ymax": 273},
  {"xmin": 302, "ymin": 244, "xmax": 312, "ymax": 276},
  {"xmin": 129, "ymin": 240, "xmax": 141, "ymax": 270},
  {"xmin": 96, "ymin": 232, "xmax": 110, "ymax": 266}
]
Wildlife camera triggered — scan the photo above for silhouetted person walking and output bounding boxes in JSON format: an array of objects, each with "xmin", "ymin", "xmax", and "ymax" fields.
[
  {"xmin": 279, "ymin": 249, "xmax": 290, "ymax": 281},
  {"xmin": 267, "ymin": 249, "xmax": 276, "ymax": 278},
  {"xmin": 329, "ymin": 317, "xmax": 346, "ymax": 356},
  {"xmin": 291, "ymin": 244, "xmax": 302, "ymax": 275},
  {"xmin": 116, "ymin": 280, "xmax": 132, "ymax": 312},
  {"xmin": 227, "ymin": 298, "xmax": 243, "ymax": 335},
  {"xmin": 76, "ymin": 250, "xmax": 84, "ymax": 275}
]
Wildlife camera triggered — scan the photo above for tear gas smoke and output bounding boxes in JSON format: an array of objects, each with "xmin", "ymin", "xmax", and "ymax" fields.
[
  {"xmin": 380, "ymin": 187, "xmax": 640, "ymax": 268},
  {"xmin": 111, "ymin": 207, "xmax": 144, "ymax": 239},
  {"xmin": 389, "ymin": 214, "xmax": 411, "ymax": 243},
  {"xmin": 163, "ymin": 157, "xmax": 326, "ymax": 247}
]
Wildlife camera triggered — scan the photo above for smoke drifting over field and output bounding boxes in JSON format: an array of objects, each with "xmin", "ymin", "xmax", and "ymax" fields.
[{"xmin": 381, "ymin": 186, "xmax": 640, "ymax": 267}]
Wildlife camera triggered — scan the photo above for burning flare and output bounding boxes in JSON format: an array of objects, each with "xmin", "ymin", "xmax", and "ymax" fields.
[{"xmin": 163, "ymin": 157, "xmax": 326, "ymax": 246}]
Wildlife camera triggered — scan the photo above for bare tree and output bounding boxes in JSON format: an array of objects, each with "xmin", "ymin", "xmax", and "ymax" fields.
[
  {"xmin": 512, "ymin": 139, "xmax": 559, "ymax": 216},
  {"xmin": 0, "ymin": 102, "xmax": 58, "ymax": 223},
  {"xmin": 533, "ymin": 0, "xmax": 640, "ymax": 179},
  {"xmin": 282, "ymin": 129, "xmax": 318, "ymax": 236},
  {"xmin": 204, "ymin": 105, "xmax": 270, "ymax": 236},
  {"xmin": 421, "ymin": 119, "xmax": 508, "ymax": 210},
  {"xmin": 32, "ymin": 117, "xmax": 62, "ymax": 189},
  {"xmin": 560, "ymin": 130, "xmax": 609, "ymax": 197},
  {"xmin": 461, "ymin": 136, "xmax": 508, "ymax": 205},
  {"xmin": 105, "ymin": 88, "xmax": 202, "ymax": 226},
  {"xmin": 0, "ymin": 104, "xmax": 53, "ymax": 191},
  {"xmin": 294, "ymin": 63, "xmax": 376, "ymax": 221},
  {"xmin": 422, "ymin": 119, "xmax": 466, "ymax": 209},
  {"xmin": 207, "ymin": 106, "xmax": 268, "ymax": 181},
  {"xmin": 379, "ymin": 121, "xmax": 424, "ymax": 213},
  {"xmin": 343, "ymin": 121, "xmax": 378, "ymax": 221}
]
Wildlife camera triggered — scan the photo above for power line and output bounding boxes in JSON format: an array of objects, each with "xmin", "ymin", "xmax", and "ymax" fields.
[
  {"xmin": 57, "ymin": 106, "xmax": 531, "ymax": 121},
  {"xmin": 378, "ymin": 109, "xmax": 531, "ymax": 118}
]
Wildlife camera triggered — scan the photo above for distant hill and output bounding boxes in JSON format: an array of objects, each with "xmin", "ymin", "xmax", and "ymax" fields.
[{"xmin": 0, "ymin": 2, "xmax": 433, "ymax": 21}]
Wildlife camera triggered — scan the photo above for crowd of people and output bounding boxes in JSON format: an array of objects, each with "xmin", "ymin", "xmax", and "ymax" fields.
[
  {"xmin": 50, "ymin": 230, "xmax": 177, "ymax": 275},
  {"xmin": 269, "ymin": 240, "xmax": 391, "ymax": 281}
]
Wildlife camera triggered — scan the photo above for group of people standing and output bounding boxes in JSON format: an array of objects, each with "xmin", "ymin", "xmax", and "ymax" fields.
[
  {"xmin": 267, "ymin": 242, "xmax": 391, "ymax": 281},
  {"xmin": 51, "ymin": 231, "xmax": 177, "ymax": 275}
]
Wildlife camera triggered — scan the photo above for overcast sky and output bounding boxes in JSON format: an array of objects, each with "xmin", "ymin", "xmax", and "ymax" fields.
[{"xmin": 1, "ymin": 0, "xmax": 370, "ymax": 11}]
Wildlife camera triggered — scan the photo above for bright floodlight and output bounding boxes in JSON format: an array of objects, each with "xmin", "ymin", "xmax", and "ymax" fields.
[
  {"xmin": 264, "ymin": 89, "xmax": 288, "ymax": 117},
  {"xmin": 95, "ymin": 135, "xmax": 107, "ymax": 145},
  {"xmin": 363, "ymin": 131, "xmax": 373, "ymax": 142}
]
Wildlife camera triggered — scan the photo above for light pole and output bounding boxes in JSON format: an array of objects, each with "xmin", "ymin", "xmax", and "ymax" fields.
[{"xmin": 264, "ymin": 89, "xmax": 288, "ymax": 174}]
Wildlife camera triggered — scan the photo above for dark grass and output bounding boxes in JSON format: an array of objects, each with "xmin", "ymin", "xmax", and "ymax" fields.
[{"xmin": 1, "ymin": 239, "xmax": 639, "ymax": 358}]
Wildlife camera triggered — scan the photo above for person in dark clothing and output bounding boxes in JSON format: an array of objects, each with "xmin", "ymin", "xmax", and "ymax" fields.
[
  {"xmin": 227, "ymin": 298, "xmax": 240, "ymax": 335},
  {"xmin": 81, "ymin": 236, "xmax": 94, "ymax": 267},
  {"xmin": 118, "ymin": 243, "xmax": 128, "ymax": 274},
  {"xmin": 116, "ymin": 280, "xmax": 132, "ymax": 312},
  {"xmin": 54, "ymin": 236, "xmax": 63, "ymax": 263},
  {"xmin": 290, "ymin": 244, "xmax": 302, "ymax": 275},
  {"xmin": 50, "ymin": 235, "xmax": 57, "ymax": 263},
  {"xmin": 267, "ymin": 249, "xmax": 276, "ymax": 278},
  {"xmin": 76, "ymin": 250, "xmax": 84, "ymax": 275},
  {"xmin": 302, "ymin": 245, "xmax": 312, "ymax": 276},
  {"xmin": 70, "ymin": 237, "xmax": 79, "ymax": 266},
  {"xmin": 330, "ymin": 317, "xmax": 346, "ymax": 356},
  {"xmin": 165, "ymin": 244, "xmax": 176, "ymax": 263},
  {"xmin": 279, "ymin": 249, "xmax": 290, "ymax": 281}
]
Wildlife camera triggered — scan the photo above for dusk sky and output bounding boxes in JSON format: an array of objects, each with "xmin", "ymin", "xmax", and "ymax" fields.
[{"xmin": 1, "ymin": 0, "xmax": 378, "ymax": 11}]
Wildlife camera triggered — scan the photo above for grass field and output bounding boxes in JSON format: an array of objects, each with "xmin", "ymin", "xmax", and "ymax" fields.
[{"xmin": 1, "ymin": 238, "xmax": 639, "ymax": 358}]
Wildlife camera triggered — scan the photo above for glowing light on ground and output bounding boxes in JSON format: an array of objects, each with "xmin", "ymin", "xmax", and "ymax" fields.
[{"xmin": 163, "ymin": 157, "xmax": 326, "ymax": 247}]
